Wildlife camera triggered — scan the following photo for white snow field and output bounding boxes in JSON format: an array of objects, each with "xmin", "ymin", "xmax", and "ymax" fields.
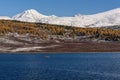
[{"xmin": 1, "ymin": 8, "xmax": 120, "ymax": 27}]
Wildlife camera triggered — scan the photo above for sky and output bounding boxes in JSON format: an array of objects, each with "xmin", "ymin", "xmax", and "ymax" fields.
[{"xmin": 0, "ymin": 0, "xmax": 120, "ymax": 17}]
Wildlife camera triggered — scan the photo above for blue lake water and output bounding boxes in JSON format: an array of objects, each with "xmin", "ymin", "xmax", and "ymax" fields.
[{"xmin": 0, "ymin": 53, "xmax": 120, "ymax": 80}]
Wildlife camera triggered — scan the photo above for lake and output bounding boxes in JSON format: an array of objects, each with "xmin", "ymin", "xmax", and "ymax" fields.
[{"xmin": 0, "ymin": 53, "xmax": 120, "ymax": 80}]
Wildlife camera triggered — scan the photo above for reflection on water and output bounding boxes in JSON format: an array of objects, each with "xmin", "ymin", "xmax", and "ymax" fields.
[{"xmin": 0, "ymin": 53, "xmax": 119, "ymax": 80}]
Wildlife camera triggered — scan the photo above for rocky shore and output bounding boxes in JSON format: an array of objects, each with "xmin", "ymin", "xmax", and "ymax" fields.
[{"xmin": 0, "ymin": 34, "xmax": 119, "ymax": 53}]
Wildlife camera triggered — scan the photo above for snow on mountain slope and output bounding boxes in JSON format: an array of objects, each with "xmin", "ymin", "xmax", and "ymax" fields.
[
  {"xmin": 12, "ymin": 8, "xmax": 120, "ymax": 27},
  {"xmin": 12, "ymin": 9, "xmax": 47, "ymax": 22},
  {"xmin": 0, "ymin": 16, "xmax": 11, "ymax": 20}
]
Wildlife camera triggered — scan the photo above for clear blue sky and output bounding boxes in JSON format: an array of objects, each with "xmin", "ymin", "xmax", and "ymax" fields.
[{"xmin": 0, "ymin": 0, "xmax": 120, "ymax": 17}]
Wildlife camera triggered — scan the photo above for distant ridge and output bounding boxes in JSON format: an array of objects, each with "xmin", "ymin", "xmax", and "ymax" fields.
[
  {"xmin": 1, "ymin": 8, "xmax": 120, "ymax": 27},
  {"xmin": 0, "ymin": 16, "xmax": 11, "ymax": 20}
]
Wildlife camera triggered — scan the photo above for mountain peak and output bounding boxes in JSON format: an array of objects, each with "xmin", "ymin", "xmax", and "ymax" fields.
[
  {"xmin": 26, "ymin": 9, "xmax": 37, "ymax": 11},
  {"xmin": 22, "ymin": 9, "xmax": 46, "ymax": 17},
  {"xmin": 24, "ymin": 9, "xmax": 40, "ymax": 14},
  {"xmin": 12, "ymin": 9, "xmax": 47, "ymax": 22}
]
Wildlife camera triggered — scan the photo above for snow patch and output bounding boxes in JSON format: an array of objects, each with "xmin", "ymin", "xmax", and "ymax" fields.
[{"xmin": 11, "ymin": 47, "xmax": 43, "ymax": 52}]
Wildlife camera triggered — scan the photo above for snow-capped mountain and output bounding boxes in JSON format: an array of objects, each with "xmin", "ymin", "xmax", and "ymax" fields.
[
  {"xmin": 12, "ymin": 9, "xmax": 47, "ymax": 22},
  {"xmin": 10, "ymin": 8, "xmax": 120, "ymax": 27}
]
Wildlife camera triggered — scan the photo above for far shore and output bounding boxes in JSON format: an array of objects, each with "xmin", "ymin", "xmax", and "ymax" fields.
[{"xmin": 0, "ymin": 40, "xmax": 120, "ymax": 53}]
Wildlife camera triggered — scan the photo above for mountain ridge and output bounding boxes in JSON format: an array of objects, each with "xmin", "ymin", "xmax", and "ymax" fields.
[{"xmin": 1, "ymin": 8, "xmax": 120, "ymax": 27}]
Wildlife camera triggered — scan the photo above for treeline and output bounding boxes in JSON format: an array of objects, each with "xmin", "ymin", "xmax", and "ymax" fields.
[
  {"xmin": 0, "ymin": 20, "xmax": 119, "ymax": 41},
  {"xmin": 72, "ymin": 28, "xmax": 120, "ymax": 41},
  {"xmin": 0, "ymin": 20, "xmax": 48, "ymax": 39}
]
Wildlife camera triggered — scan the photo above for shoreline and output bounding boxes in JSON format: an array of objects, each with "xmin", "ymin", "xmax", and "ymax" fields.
[
  {"xmin": 0, "ymin": 40, "xmax": 119, "ymax": 53},
  {"xmin": 0, "ymin": 52, "xmax": 120, "ymax": 54}
]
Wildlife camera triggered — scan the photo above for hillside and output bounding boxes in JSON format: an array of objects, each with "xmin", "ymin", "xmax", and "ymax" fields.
[
  {"xmin": 0, "ymin": 20, "xmax": 119, "ymax": 52},
  {"xmin": 0, "ymin": 20, "xmax": 119, "ymax": 41}
]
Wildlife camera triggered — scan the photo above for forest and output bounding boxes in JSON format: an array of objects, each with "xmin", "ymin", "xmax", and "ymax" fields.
[{"xmin": 0, "ymin": 20, "xmax": 119, "ymax": 41}]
